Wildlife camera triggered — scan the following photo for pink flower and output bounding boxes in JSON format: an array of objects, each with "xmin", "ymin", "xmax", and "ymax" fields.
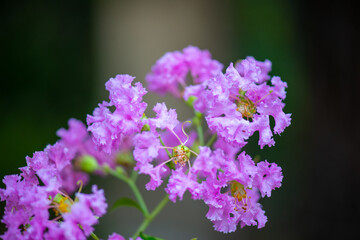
[
  {"xmin": 192, "ymin": 149, "xmax": 281, "ymax": 233},
  {"xmin": 146, "ymin": 46, "xmax": 222, "ymax": 97},
  {"xmin": 133, "ymin": 103, "xmax": 199, "ymax": 192},
  {"xmin": 87, "ymin": 74, "xmax": 147, "ymax": 154},
  {"xmin": 187, "ymin": 62, "xmax": 291, "ymax": 148},
  {"xmin": 26, "ymin": 142, "xmax": 87, "ymax": 194}
]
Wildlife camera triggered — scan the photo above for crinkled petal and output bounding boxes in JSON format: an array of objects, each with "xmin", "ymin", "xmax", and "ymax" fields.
[
  {"xmin": 254, "ymin": 161, "xmax": 283, "ymax": 197},
  {"xmin": 147, "ymin": 102, "xmax": 179, "ymax": 131},
  {"xmin": 165, "ymin": 168, "xmax": 202, "ymax": 202}
]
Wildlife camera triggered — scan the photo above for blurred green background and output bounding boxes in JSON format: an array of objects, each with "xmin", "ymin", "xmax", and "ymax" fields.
[{"xmin": 1, "ymin": 0, "xmax": 358, "ymax": 239}]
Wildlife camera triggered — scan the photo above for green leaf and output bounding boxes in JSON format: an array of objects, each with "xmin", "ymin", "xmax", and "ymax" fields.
[
  {"xmin": 139, "ymin": 232, "xmax": 165, "ymax": 240},
  {"xmin": 111, "ymin": 197, "xmax": 144, "ymax": 215}
]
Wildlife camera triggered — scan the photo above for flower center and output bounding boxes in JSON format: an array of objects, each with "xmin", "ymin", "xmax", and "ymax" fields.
[
  {"xmin": 229, "ymin": 180, "xmax": 251, "ymax": 212},
  {"xmin": 52, "ymin": 194, "xmax": 73, "ymax": 216},
  {"xmin": 58, "ymin": 198, "xmax": 71, "ymax": 213},
  {"xmin": 235, "ymin": 90, "xmax": 256, "ymax": 120},
  {"xmin": 172, "ymin": 145, "xmax": 191, "ymax": 167}
]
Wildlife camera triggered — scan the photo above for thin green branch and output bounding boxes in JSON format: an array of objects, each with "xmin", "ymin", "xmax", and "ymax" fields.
[
  {"xmin": 159, "ymin": 137, "xmax": 172, "ymax": 158},
  {"xmin": 159, "ymin": 136, "xmax": 176, "ymax": 170},
  {"xmin": 193, "ymin": 111, "xmax": 204, "ymax": 145},
  {"xmin": 126, "ymin": 179, "xmax": 149, "ymax": 216},
  {"xmin": 79, "ymin": 224, "xmax": 99, "ymax": 240},
  {"xmin": 106, "ymin": 167, "xmax": 149, "ymax": 216},
  {"xmin": 131, "ymin": 170, "xmax": 138, "ymax": 182},
  {"xmin": 132, "ymin": 195, "xmax": 169, "ymax": 238},
  {"xmin": 90, "ymin": 232, "xmax": 100, "ymax": 240},
  {"xmin": 196, "ymin": 124, "xmax": 204, "ymax": 146},
  {"xmin": 206, "ymin": 133, "xmax": 217, "ymax": 147}
]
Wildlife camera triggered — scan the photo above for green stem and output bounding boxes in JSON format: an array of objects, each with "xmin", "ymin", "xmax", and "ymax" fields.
[
  {"xmin": 108, "ymin": 167, "xmax": 128, "ymax": 182},
  {"xmin": 194, "ymin": 112, "xmax": 204, "ymax": 145},
  {"xmin": 106, "ymin": 167, "xmax": 149, "ymax": 216},
  {"xmin": 132, "ymin": 195, "xmax": 169, "ymax": 238},
  {"xmin": 159, "ymin": 137, "xmax": 172, "ymax": 158},
  {"xmin": 79, "ymin": 224, "xmax": 99, "ymax": 240},
  {"xmin": 90, "ymin": 232, "xmax": 100, "ymax": 240},
  {"xmin": 159, "ymin": 136, "xmax": 176, "ymax": 170},
  {"xmin": 126, "ymin": 179, "xmax": 149, "ymax": 216},
  {"xmin": 196, "ymin": 123, "xmax": 204, "ymax": 145},
  {"xmin": 131, "ymin": 170, "xmax": 138, "ymax": 182},
  {"xmin": 206, "ymin": 133, "xmax": 217, "ymax": 147}
]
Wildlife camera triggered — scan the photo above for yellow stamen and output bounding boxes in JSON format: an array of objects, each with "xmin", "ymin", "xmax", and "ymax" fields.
[
  {"xmin": 234, "ymin": 90, "xmax": 273, "ymax": 120},
  {"xmin": 172, "ymin": 145, "xmax": 190, "ymax": 167},
  {"xmin": 58, "ymin": 198, "xmax": 71, "ymax": 213},
  {"xmin": 229, "ymin": 180, "xmax": 251, "ymax": 212}
]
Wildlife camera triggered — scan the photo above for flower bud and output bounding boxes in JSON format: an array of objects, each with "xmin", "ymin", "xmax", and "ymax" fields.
[{"xmin": 79, "ymin": 155, "xmax": 99, "ymax": 173}]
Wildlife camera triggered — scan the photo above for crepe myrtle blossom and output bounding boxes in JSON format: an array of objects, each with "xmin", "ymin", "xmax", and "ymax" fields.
[
  {"xmin": 1, "ymin": 46, "xmax": 290, "ymax": 238},
  {"xmin": 54, "ymin": 185, "xmax": 107, "ymax": 240},
  {"xmin": 25, "ymin": 142, "xmax": 88, "ymax": 195},
  {"xmin": 87, "ymin": 74, "xmax": 147, "ymax": 154},
  {"xmin": 194, "ymin": 149, "xmax": 282, "ymax": 233},
  {"xmin": 0, "ymin": 119, "xmax": 110, "ymax": 239},
  {"xmin": 24, "ymin": 118, "xmax": 119, "ymax": 195},
  {"xmin": 133, "ymin": 103, "xmax": 201, "ymax": 199},
  {"xmin": 165, "ymin": 146, "xmax": 229, "ymax": 203},
  {"xmin": 185, "ymin": 60, "xmax": 291, "ymax": 148},
  {"xmin": 156, "ymin": 122, "xmax": 197, "ymax": 163},
  {"xmin": 145, "ymin": 45, "xmax": 223, "ymax": 97},
  {"xmin": 0, "ymin": 171, "xmax": 49, "ymax": 240},
  {"xmin": 0, "ymin": 169, "xmax": 107, "ymax": 240},
  {"xmin": 57, "ymin": 118, "xmax": 118, "ymax": 170}
]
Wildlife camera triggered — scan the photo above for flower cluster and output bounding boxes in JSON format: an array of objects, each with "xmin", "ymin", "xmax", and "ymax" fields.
[
  {"xmin": 1, "ymin": 45, "xmax": 291, "ymax": 239},
  {"xmin": 142, "ymin": 47, "xmax": 291, "ymax": 232},
  {"xmin": 0, "ymin": 119, "xmax": 108, "ymax": 239}
]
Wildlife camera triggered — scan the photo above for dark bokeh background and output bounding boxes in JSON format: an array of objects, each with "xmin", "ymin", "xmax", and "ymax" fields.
[{"xmin": 1, "ymin": 0, "xmax": 359, "ymax": 239}]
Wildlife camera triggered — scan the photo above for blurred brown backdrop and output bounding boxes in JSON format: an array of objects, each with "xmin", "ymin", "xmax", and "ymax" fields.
[{"xmin": 1, "ymin": 0, "xmax": 359, "ymax": 239}]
